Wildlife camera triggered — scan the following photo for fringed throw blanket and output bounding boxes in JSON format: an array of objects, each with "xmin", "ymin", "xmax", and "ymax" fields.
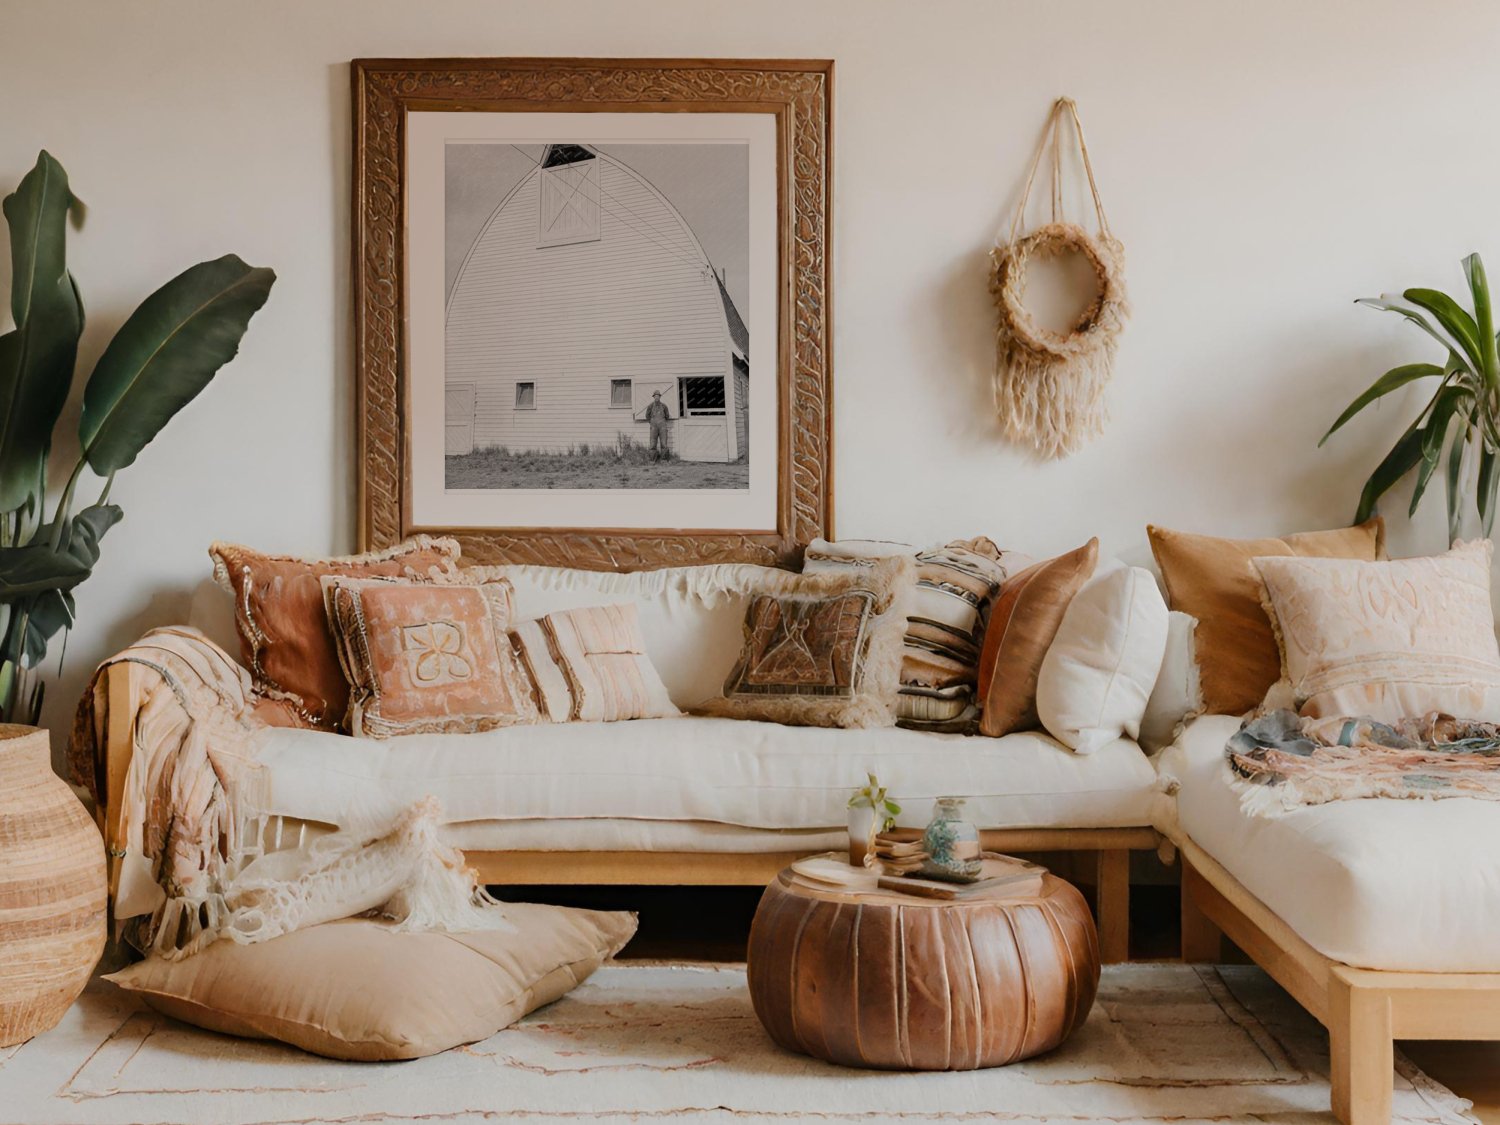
[
  {"xmin": 1227, "ymin": 708, "xmax": 1500, "ymax": 816},
  {"xmin": 69, "ymin": 627, "xmax": 509, "ymax": 959}
]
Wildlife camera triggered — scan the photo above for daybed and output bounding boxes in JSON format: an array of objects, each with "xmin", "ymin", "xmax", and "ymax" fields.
[
  {"xmin": 89, "ymin": 560, "xmax": 1162, "ymax": 964},
  {"xmin": 1161, "ymin": 715, "xmax": 1500, "ymax": 1125}
]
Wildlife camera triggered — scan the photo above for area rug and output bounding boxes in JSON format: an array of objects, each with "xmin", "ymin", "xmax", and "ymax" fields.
[{"xmin": 0, "ymin": 962, "xmax": 1475, "ymax": 1124}]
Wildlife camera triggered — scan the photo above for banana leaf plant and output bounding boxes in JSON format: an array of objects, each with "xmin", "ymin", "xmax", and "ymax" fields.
[{"xmin": 0, "ymin": 151, "xmax": 274, "ymax": 725}]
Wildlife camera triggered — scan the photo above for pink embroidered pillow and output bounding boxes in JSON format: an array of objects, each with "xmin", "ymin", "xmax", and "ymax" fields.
[
  {"xmin": 322, "ymin": 575, "xmax": 539, "ymax": 738},
  {"xmin": 1254, "ymin": 540, "xmax": 1500, "ymax": 722},
  {"xmin": 510, "ymin": 604, "xmax": 679, "ymax": 723}
]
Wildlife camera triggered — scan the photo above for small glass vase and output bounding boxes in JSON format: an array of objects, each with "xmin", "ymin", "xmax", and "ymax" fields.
[{"xmin": 921, "ymin": 797, "xmax": 983, "ymax": 882}]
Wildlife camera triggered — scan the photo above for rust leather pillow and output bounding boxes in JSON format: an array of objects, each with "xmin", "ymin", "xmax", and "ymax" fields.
[
  {"xmin": 210, "ymin": 537, "xmax": 461, "ymax": 730},
  {"xmin": 323, "ymin": 575, "xmax": 540, "ymax": 738},
  {"xmin": 1147, "ymin": 518, "xmax": 1385, "ymax": 716},
  {"xmin": 976, "ymin": 539, "xmax": 1099, "ymax": 738}
]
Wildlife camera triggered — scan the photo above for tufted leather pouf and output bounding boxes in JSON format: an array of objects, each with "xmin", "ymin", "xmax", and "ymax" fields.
[{"xmin": 747, "ymin": 865, "xmax": 1100, "ymax": 1070}]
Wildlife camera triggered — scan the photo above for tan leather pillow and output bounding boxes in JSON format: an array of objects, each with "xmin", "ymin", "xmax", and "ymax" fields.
[
  {"xmin": 210, "ymin": 537, "xmax": 461, "ymax": 729},
  {"xmin": 1147, "ymin": 518, "xmax": 1385, "ymax": 716},
  {"xmin": 323, "ymin": 575, "xmax": 540, "ymax": 737},
  {"xmin": 977, "ymin": 539, "xmax": 1099, "ymax": 737},
  {"xmin": 104, "ymin": 904, "xmax": 637, "ymax": 1061}
]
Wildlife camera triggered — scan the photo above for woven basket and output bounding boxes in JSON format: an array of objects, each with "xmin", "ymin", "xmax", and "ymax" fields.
[{"xmin": 0, "ymin": 724, "xmax": 106, "ymax": 1046}]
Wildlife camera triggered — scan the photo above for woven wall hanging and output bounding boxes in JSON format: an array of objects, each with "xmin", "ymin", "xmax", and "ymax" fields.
[{"xmin": 990, "ymin": 97, "xmax": 1129, "ymax": 460}]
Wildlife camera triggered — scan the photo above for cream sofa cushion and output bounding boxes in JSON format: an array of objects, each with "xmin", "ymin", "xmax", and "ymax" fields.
[
  {"xmin": 1036, "ymin": 564, "xmax": 1169, "ymax": 754},
  {"xmin": 248, "ymin": 715, "xmax": 1159, "ymax": 832},
  {"xmin": 1254, "ymin": 540, "xmax": 1500, "ymax": 721},
  {"xmin": 105, "ymin": 903, "xmax": 636, "ymax": 1060},
  {"xmin": 1138, "ymin": 611, "xmax": 1202, "ymax": 752}
]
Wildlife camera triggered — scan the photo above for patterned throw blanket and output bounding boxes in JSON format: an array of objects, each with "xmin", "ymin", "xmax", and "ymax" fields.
[{"xmin": 1226, "ymin": 708, "xmax": 1500, "ymax": 816}]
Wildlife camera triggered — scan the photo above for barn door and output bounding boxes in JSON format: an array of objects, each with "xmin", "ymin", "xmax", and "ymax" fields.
[{"xmin": 445, "ymin": 382, "xmax": 475, "ymax": 455}]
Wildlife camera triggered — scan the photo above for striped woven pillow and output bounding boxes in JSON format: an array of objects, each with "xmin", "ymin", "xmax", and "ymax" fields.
[{"xmin": 803, "ymin": 538, "xmax": 1025, "ymax": 732}]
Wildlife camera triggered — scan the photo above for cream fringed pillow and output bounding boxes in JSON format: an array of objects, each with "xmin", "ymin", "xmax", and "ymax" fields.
[
  {"xmin": 700, "ymin": 555, "xmax": 916, "ymax": 729},
  {"xmin": 1254, "ymin": 540, "xmax": 1500, "ymax": 722},
  {"xmin": 106, "ymin": 905, "xmax": 637, "ymax": 1061},
  {"xmin": 322, "ymin": 574, "xmax": 539, "ymax": 737},
  {"xmin": 510, "ymin": 603, "xmax": 679, "ymax": 723}
]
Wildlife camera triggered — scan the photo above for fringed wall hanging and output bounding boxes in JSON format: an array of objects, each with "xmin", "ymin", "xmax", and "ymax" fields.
[{"xmin": 991, "ymin": 97, "xmax": 1129, "ymax": 460}]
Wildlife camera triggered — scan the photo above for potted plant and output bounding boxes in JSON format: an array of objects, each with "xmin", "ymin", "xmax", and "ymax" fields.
[
  {"xmin": 1323, "ymin": 252, "xmax": 1500, "ymax": 543},
  {"xmin": 846, "ymin": 772, "xmax": 901, "ymax": 865},
  {"xmin": 0, "ymin": 151, "xmax": 274, "ymax": 724}
]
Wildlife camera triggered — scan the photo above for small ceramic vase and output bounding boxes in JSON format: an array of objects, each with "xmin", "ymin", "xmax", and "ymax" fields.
[
  {"xmin": 921, "ymin": 797, "xmax": 983, "ymax": 882},
  {"xmin": 847, "ymin": 804, "xmax": 878, "ymax": 866}
]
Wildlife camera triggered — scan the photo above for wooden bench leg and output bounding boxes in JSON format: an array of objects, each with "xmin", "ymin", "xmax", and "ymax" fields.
[
  {"xmin": 1094, "ymin": 848, "xmax": 1129, "ymax": 964},
  {"xmin": 1329, "ymin": 968, "xmax": 1393, "ymax": 1125},
  {"xmin": 1179, "ymin": 858, "xmax": 1224, "ymax": 963}
]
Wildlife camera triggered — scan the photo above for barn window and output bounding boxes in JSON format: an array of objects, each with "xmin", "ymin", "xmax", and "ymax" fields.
[
  {"xmin": 679, "ymin": 376, "xmax": 727, "ymax": 417},
  {"xmin": 538, "ymin": 149, "xmax": 601, "ymax": 249},
  {"xmin": 610, "ymin": 378, "xmax": 632, "ymax": 408},
  {"xmin": 515, "ymin": 382, "xmax": 535, "ymax": 410}
]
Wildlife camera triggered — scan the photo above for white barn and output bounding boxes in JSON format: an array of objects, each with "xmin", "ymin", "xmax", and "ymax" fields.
[{"xmin": 445, "ymin": 143, "xmax": 749, "ymax": 464}]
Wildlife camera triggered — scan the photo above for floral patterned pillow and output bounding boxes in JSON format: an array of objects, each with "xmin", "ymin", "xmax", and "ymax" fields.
[{"xmin": 322, "ymin": 575, "xmax": 539, "ymax": 738}]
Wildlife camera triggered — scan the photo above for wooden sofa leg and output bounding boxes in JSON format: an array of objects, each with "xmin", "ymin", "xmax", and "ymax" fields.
[
  {"xmin": 1094, "ymin": 848, "xmax": 1129, "ymax": 964},
  {"xmin": 1179, "ymin": 858, "xmax": 1224, "ymax": 963},
  {"xmin": 1328, "ymin": 968, "xmax": 1393, "ymax": 1125}
]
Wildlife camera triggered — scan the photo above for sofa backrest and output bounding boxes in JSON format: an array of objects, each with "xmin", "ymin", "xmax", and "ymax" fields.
[{"xmin": 496, "ymin": 563, "xmax": 782, "ymax": 710}]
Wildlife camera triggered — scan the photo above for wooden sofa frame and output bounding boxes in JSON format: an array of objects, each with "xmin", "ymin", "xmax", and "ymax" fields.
[
  {"xmin": 1179, "ymin": 835, "xmax": 1500, "ymax": 1125},
  {"xmin": 99, "ymin": 661, "xmax": 1156, "ymax": 963}
]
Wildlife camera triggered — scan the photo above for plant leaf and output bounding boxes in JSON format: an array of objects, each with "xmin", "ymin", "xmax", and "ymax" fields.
[
  {"xmin": 1320, "ymin": 363, "xmax": 1443, "ymax": 445},
  {"xmin": 79, "ymin": 254, "xmax": 274, "ymax": 474},
  {"xmin": 1404, "ymin": 287, "xmax": 1484, "ymax": 372},
  {"xmin": 1462, "ymin": 253, "xmax": 1499, "ymax": 389},
  {"xmin": 0, "ymin": 151, "xmax": 84, "ymax": 512},
  {"xmin": 1481, "ymin": 447, "xmax": 1500, "ymax": 536},
  {"xmin": 1357, "ymin": 295, "xmax": 1473, "ymax": 366},
  {"xmin": 1410, "ymin": 388, "xmax": 1469, "ymax": 517},
  {"xmin": 0, "ymin": 542, "xmax": 91, "ymax": 598},
  {"xmin": 1446, "ymin": 414, "xmax": 1470, "ymax": 544},
  {"xmin": 1355, "ymin": 421, "xmax": 1426, "ymax": 524}
]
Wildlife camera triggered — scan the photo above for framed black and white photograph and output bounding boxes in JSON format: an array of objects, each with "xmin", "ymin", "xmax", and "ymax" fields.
[{"xmin": 353, "ymin": 59, "xmax": 834, "ymax": 569}]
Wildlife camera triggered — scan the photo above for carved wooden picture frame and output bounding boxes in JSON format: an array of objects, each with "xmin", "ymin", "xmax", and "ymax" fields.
[{"xmin": 352, "ymin": 58, "xmax": 833, "ymax": 569}]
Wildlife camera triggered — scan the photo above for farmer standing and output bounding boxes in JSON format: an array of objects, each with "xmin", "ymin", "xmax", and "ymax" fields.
[{"xmin": 643, "ymin": 389, "xmax": 671, "ymax": 461}]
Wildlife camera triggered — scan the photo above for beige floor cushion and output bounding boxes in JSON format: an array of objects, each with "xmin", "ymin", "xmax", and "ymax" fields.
[{"xmin": 105, "ymin": 903, "xmax": 637, "ymax": 1060}]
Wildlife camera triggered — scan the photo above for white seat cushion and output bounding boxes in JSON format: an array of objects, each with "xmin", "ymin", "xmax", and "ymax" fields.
[
  {"xmin": 1158, "ymin": 714, "xmax": 1500, "ymax": 972},
  {"xmin": 249, "ymin": 717, "xmax": 1157, "ymax": 834}
]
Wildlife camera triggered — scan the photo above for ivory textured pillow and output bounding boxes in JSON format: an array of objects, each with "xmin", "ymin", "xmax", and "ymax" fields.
[
  {"xmin": 105, "ymin": 904, "xmax": 637, "ymax": 1061},
  {"xmin": 977, "ymin": 539, "xmax": 1099, "ymax": 737},
  {"xmin": 323, "ymin": 575, "xmax": 539, "ymax": 737},
  {"xmin": 1254, "ymin": 540, "xmax": 1500, "ymax": 722},
  {"xmin": 210, "ymin": 537, "xmax": 461, "ymax": 729},
  {"xmin": 1147, "ymin": 519, "xmax": 1385, "ymax": 716},
  {"xmin": 703, "ymin": 555, "xmax": 916, "ymax": 729},
  {"xmin": 1036, "ymin": 564, "xmax": 1169, "ymax": 754},
  {"xmin": 510, "ymin": 603, "xmax": 679, "ymax": 723}
]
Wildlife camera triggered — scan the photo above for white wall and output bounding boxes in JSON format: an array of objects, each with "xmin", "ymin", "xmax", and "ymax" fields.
[{"xmin": 2, "ymin": 0, "xmax": 1496, "ymax": 746}]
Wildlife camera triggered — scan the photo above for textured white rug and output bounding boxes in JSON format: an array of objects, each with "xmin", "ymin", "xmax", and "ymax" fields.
[{"xmin": 0, "ymin": 962, "xmax": 1475, "ymax": 1124}]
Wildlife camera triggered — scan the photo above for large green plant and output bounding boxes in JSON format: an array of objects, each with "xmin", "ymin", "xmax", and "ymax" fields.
[
  {"xmin": 1323, "ymin": 253, "xmax": 1500, "ymax": 544},
  {"xmin": 0, "ymin": 151, "xmax": 274, "ymax": 724}
]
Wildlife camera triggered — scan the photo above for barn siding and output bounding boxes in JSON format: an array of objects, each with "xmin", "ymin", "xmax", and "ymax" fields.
[
  {"xmin": 733, "ymin": 363, "xmax": 749, "ymax": 462},
  {"xmin": 446, "ymin": 155, "xmax": 734, "ymax": 457}
]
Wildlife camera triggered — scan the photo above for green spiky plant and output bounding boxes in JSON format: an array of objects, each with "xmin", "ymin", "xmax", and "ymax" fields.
[
  {"xmin": 1323, "ymin": 253, "xmax": 1500, "ymax": 544},
  {"xmin": 0, "ymin": 151, "xmax": 275, "ymax": 725}
]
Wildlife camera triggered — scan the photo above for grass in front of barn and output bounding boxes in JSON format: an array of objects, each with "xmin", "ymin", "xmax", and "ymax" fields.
[{"xmin": 446, "ymin": 438, "xmax": 749, "ymax": 490}]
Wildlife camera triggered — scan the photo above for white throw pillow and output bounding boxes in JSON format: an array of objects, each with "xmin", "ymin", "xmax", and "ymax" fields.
[
  {"xmin": 1036, "ymin": 564, "xmax": 1169, "ymax": 754},
  {"xmin": 1138, "ymin": 611, "xmax": 1202, "ymax": 752}
]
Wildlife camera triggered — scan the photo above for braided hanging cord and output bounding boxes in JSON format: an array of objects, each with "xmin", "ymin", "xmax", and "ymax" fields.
[{"xmin": 990, "ymin": 98, "xmax": 1129, "ymax": 460}]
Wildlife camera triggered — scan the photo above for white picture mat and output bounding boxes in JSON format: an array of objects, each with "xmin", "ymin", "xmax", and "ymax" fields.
[{"xmin": 406, "ymin": 111, "xmax": 779, "ymax": 532}]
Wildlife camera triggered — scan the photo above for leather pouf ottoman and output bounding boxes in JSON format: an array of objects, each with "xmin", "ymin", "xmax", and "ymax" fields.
[{"xmin": 747, "ymin": 866, "xmax": 1099, "ymax": 1070}]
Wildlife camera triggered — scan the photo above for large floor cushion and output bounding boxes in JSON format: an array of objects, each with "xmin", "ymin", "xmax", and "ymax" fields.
[
  {"xmin": 1159, "ymin": 715, "xmax": 1500, "ymax": 972},
  {"xmin": 249, "ymin": 717, "xmax": 1159, "ymax": 834}
]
